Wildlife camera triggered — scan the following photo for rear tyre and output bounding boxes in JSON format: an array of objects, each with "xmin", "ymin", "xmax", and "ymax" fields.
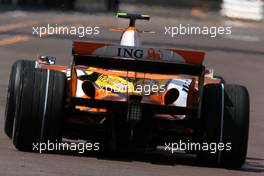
[
  {"xmin": 4, "ymin": 60, "xmax": 35, "ymax": 138},
  {"xmin": 12, "ymin": 68, "xmax": 66, "ymax": 151},
  {"xmin": 197, "ymin": 84, "xmax": 249, "ymax": 168}
]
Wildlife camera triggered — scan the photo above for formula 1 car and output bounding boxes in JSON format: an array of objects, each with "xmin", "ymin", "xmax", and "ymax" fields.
[{"xmin": 4, "ymin": 13, "xmax": 249, "ymax": 168}]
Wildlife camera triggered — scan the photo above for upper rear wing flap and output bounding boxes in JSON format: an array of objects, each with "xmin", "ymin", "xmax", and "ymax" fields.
[{"xmin": 72, "ymin": 41, "xmax": 205, "ymax": 76}]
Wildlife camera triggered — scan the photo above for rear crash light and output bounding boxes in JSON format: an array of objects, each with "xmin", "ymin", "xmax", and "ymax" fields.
[{"xmin": 127, "ymin": 95, "xmax": 142, "ymax": 125}]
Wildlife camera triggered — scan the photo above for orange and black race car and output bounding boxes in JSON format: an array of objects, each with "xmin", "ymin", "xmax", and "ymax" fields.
[{"xmin": 4, "ymin": 13, "xmax": 249, "ymax": 168}]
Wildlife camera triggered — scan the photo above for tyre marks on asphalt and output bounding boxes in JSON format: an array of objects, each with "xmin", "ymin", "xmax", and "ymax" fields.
[
  {"xmin": 0, "ymin": 20, "xmax": 38, "ymax": 47},
  {"xmin": 0, "ymin": 35, "xmax": 32, "ymax": 47},
  {"xmin": 0, "ymin": 20, "xmax": 39, "ymax": 33},
  {"xmin": 0, "ymin": 18, "xmax": 75, "ymax": 47}
]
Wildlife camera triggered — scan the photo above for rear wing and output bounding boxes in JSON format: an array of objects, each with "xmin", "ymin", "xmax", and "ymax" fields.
[
  {"xmin": 71, "ymin": 41, "xmax": 206, "ymax": 117},
  {"xmin": 72, "ymin": 41, "xmax": 205, "ymax": 76},
  {"xmin": 72, "ymin": 41, "xmax": 205, "ymax": 66}
]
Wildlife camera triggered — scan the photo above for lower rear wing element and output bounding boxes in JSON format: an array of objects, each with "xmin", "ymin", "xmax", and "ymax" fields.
[{"xmin": 74, "ymin": 55, "xmax": 204, "ymax": 76}]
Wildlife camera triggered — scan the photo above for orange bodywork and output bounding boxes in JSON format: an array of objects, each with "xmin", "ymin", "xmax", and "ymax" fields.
[{"xmin": 38, "ymin": 41, "xmax": 221, "ymax": 115}]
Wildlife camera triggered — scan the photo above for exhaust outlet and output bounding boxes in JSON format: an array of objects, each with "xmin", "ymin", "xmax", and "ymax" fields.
[
  {"xmin": 164, "ymin": 88, "xmax": 179, "ymax": 105},
  {"xmin": 82, "ymin": 80, "xmax": 96, "ymax": 99}
]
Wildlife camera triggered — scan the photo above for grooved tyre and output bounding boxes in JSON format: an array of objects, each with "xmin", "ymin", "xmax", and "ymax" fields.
[
  {"xmin": 4, "ymin": 60, "xmax": 35, "ymax": 138},
  {"xmin": 197, "ymin": 84, "xmax": 249, "ymax": 168},
  {"xmin": 12, "ymin": 68, "xmax": 66, "ymax": 151}
]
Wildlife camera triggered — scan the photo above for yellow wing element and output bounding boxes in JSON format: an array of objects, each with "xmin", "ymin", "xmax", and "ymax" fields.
[{"xmin": 95, "ymin": 74, "xmax": 136, "ymax": 94}]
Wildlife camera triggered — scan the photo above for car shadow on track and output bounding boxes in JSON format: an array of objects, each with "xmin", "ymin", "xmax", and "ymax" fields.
[
  {"xmin": 52, "ymin": 148, "xmax": 198, "ymax": 166},
  {"xmin": 48, "ymin": 148, "xmax": 264, "ymax": 173},
  {"xmin": 241, "ymin": 157, "xmax": 264, "ymax": 173}
]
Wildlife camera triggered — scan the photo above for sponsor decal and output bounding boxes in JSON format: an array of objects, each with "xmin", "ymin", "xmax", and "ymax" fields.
[
  {"xmin": 117, "ymin": 47, "xmax": 144, "ymax": 58},
  {"xmin": 147, "ymin": 48, "xmax": 161, "ymax": 60}
]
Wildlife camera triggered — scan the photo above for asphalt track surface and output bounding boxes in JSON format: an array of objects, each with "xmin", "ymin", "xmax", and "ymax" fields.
[{"xmin": 0, "ymin": 9, "xmax": 264, "ymax": 176}]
